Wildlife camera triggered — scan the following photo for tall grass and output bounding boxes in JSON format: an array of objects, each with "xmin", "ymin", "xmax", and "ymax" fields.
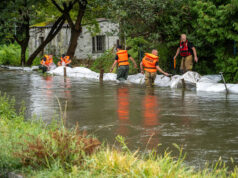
[
  {"xmin": 0, "ymin": 43, "xmax": 23, "ymax": 66},
  {"xmin": 0, "ymin": 92, "xmax": 237, "ymax": 177}
]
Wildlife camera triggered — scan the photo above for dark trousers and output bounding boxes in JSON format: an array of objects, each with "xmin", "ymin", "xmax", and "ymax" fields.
[
  {"xmin": 117, "ymin": 65, "xmax": 129, "ymax": 81},
  {"xmin": 39, "ymin": 65, "xmax": 48, "ymax": 73}
]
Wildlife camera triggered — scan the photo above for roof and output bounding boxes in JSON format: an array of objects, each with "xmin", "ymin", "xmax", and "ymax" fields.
[{"xmin": 31, "ymin": 18, "xmax": 111, "ymax": 28}]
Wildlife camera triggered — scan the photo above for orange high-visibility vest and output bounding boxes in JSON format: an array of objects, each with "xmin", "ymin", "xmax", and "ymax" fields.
[
  {"xmin": 117, "ymin": 50, "xmax": 129, "ymax": 66},
  {"xmin": 61, "ymin": 56, "xmax": 71, "ymax": 64},
  {"xmin": 142, "ymin": 53, "xmax": 159, "ymax": 73},
  {"xmin": 41, "ymin": 55, "xmax": 53, "ymax": 66}
]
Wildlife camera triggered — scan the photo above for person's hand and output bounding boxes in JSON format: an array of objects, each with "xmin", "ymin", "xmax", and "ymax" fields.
[
  {"xmin": 194, "ymin": 56, "xmax": 198, "ymax": 63},
  {"xmin": 134, "ymin": 64, "xmax": 137, "ymax": 69},
  {"xmin": 141, "ymin": 70, "xmax": 144, "ymax": 74},
  {"xmin": 164, "ymin": 72, "xmax": 170, "ymax": 76},
  {"xmin": 110, "ymin": 68, "xmax": 113, "ymax": 73},
  {"xmin": 173, "ymin": 56, "xmax": 177, "ymax": 60}
]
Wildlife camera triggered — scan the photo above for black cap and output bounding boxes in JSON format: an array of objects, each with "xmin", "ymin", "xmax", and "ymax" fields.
[{"xmin": 62, "ymin": 54, "xmax": 66, "ymax": 58}]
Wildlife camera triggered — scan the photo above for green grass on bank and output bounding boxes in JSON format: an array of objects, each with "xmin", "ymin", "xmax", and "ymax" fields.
[
  {"xmin": 0, "ymin": 43, "xmax": 22, "ymax": 66},
  {"xmin": 0, "ymin": 92, "xmax": 238, "ymax": 178}
]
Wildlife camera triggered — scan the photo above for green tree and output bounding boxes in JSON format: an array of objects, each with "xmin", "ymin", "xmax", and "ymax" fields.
[
  {"xmin": 0, "ymin": 0, "xmax": 43, "ymax": 65},
  {"xmin": 191, "ymin": 0, "xmax": 238, "ymax": 81},
  {"xmin": 51, "ymin": 0, "xmax": 109, "ymax": 59},
  {"xmin": 108, "ymin": 0, "xmax": 238, "ymax": 82}
]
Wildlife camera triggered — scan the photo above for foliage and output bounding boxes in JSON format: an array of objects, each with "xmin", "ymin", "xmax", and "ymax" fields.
[
  {"xmin": 90, "ymin": 49, "xmax": 115, "ymax": 73},
  {"xmin": 15, "ymin": 128, "xmax": 100, "ymax": 169},
  {"xmin": 0, "ymin": 43, "xmax": 22, "ymax": 66},
  {"xmin": 107, "ymin": 0, "xmax": 238, "ymax": 82},
  {"xmin": 216, "ymin": 56, "xmax": 238, "ymax": 83},
  {"xmin": 0, "ymin": 92, "xmax": 26, "ymax": 175}
]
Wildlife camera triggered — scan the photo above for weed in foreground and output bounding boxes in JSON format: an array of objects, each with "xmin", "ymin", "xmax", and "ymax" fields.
[{"xmin": 15, "ymin": 126, "xmax": 101, "ymax": 169}]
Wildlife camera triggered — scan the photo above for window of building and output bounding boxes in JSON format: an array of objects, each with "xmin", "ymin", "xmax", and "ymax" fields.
[{"xmin": 92, "ymin": 35, "xmax": 105, "ymax": 53}]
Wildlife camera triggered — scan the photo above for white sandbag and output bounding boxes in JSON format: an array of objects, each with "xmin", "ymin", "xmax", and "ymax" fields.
[
  {"xmin": 49, "ymin": 63, "xmax": 56, "ymax": 71},
  {"xmin": 48, "ymin": 66, "xmax": 238, "ymax": 94}
]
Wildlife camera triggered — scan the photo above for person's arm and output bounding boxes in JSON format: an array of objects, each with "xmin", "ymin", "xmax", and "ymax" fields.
[
  {"xmin": 41, "ymin": 61, "xmax": 48, "ymax": 68},
  {"xmin": 192, "ymin": 47, "xmax": 198, "ymax": 63},
  {"xmin": 129, "ymin": 56, "xmax": 137, "ymax": 69},
  {"xmin": 140, "ymin": 61, "xmax": 144, "ymax": 74},
  {"xmin": 174, "ymin": 47, "xmax": 180, "ymax": 59},
  {"xmin": 110, "ymin": 60, "xmax": 118, "ymax": 72},
  {"xmin": 156, "ymin": 66, "xmax": 169, "ymax": 76}
]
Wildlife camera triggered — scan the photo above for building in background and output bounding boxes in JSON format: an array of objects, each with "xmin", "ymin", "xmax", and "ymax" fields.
[{"xmin": 29, "ymin": 18, "xmax": 119, "ymax": 60}]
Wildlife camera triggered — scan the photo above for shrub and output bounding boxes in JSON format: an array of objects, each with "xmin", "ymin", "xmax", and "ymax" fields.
[
  {"xmin": 15, "ymin": 128, "xmax": 101, "ymax": 169},
  {"xmin": 0, "ymin": 43, "xmax": 22, "ymax": 66},
  {"xmin": 90, "ymin": 49, "xmax": 115, "ymax": 73},
  {"xmin": 215, "ymin": 56, "xmax": 238, "ymax": 83}
]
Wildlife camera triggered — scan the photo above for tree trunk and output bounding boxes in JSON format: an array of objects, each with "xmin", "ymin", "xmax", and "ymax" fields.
[
  {"xmin": 26, "ymin": 15, "xmax": 65, "ymax": 66},
  {"xmin": 65, "ymin": 0, "xmax": 87, "ymax": 59},
  {"xmin": 14, "ymin": 6, "xmax": 30, "ymax": 66},
  {"xmin": 66, "ymin": 28, "xmax": 82, "ymax": 58},
  {"xmin": 20, "ymin": 45, "xmax": 27, "ymax": 66}
]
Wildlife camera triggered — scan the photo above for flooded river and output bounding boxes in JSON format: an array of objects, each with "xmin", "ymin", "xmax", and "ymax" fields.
[{"xmin": 0, "ymin": 68, "xmax": 238, "ymax": 168}]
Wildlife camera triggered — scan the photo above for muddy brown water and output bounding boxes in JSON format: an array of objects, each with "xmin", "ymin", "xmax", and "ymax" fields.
[{"xmin": 0, "ymin": 69, "xmax": 238, "ymax": 168}]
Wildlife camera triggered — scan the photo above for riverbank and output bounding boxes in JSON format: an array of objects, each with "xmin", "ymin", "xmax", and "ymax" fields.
[{"xmin": 0, "ymin": 92, "xmax": 237, "ymax": 177}]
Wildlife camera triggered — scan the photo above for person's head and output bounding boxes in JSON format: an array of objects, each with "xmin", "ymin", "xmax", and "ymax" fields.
[
  {"xmin": 62, "ymin": 54, "xmax": 66, "ymax": 58},
  {"xmin": 116, "ymin": 45, "xmax": 122, "ymax": 51},
  {"xmin": 151, "ymin": 49, "xmax": 158, "ymax": 56},
  {"xmin": 180, "ymin": 34, "xmax": 187, "ymax": 42}
]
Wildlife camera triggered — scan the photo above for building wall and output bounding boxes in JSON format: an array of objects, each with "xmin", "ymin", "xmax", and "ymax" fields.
[{"xmin": 29, "ymin": 20, "xmax": 119, "ymax": 60}]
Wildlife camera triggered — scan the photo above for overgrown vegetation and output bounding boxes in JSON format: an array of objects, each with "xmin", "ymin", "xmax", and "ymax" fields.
[
  {"xmin": 107, "ymin": 0, "xmax": 238, "ymax": 82},
  {"xmin": 90, "ymin": 49, "xmax": 114, "ymax": 73},
  {"xmin": 0, "ymin": 43, "xmax": 22, "ymax": 66},
  {"xmin": 0, "ymin": 92, "xmax": 238, "ymax": 177}
]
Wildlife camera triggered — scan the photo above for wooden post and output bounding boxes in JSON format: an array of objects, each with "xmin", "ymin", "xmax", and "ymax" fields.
[
  {"xmin": 64, "ymin": 67, "xmax": 67, "ymax": 77},
  {"xmin": 181, "ymin": 78, "xmax": 186, "ymax": 89},
  {"xmin": 100, "ymin": 69, "xmax": 104, "ymax": 82}
]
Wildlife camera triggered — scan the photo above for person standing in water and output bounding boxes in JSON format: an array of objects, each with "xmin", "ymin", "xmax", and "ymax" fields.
[
  {"xmin": 140, "ymin": 49, "xmax": 169, "ymax": 87},
  {"xmin": 110, "ymin": 45, "xmax": 137, "ymax": 81},
  {"xmin": 173, "ymin": 34, "xmax": 198, "ymax": 73}
]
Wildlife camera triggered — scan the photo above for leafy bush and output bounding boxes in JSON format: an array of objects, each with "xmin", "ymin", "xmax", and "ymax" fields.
[
  {"xmin": 15, "ymin": 128, "xmax": 101, "ymax": 169},
  {"xmin": 0, "ymin": 43, "xmax": 22, "ymax": 66},
  {"xmin": 127, "ymin": 37, "xmax": 149, "ymax": 74},
  {"xmin": 215, "ymin": 56, "xmax": 238, "ymax": 83},
  {"xmin": 90, "ymin": 49, "xmax": 115, "ymax": 73}
]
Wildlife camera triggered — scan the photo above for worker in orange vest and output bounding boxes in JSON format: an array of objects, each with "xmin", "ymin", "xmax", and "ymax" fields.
[
  {"xmin": 57, "ymin": 54, "xmax": 72, "ymax": 67},
  {"xmin": 39, "ymin": 55, "xmax": 54, "ymax": 73},
  {"xmin": 110, "ymin": 45, "xmax": 137, "ymax": 81},
  {"xmin": 140, "ymin": 49, "xmax": 169, "ymax": 87}
]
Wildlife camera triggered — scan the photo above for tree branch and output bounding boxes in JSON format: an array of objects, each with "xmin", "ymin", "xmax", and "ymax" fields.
[
  {"xmin": 51, "ymin": 0, "xmax": 64, "ymax": 13},
  {"xmin": 75, "ymin": 0, "xmax": 87, "ymax": 30},
  {"xmin": 13, "ymin": 35, "xmax": 23, "ymax": 45}
]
